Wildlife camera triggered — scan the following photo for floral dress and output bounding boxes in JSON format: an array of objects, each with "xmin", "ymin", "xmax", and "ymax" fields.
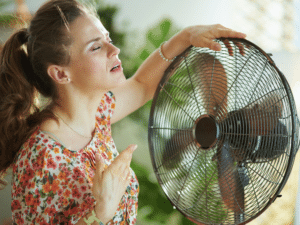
[{"xmin": 10, "ymin": 91, "xmax": 139, "ymax": 224}]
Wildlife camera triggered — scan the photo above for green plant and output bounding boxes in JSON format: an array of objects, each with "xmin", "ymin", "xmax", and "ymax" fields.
[
  {"xmin": 131, "ymin": 160, "xmax": 195, "ymax": 225},
  {"xmin": 125, "ymin": 18, "xmax": 181, "ymax": 126}
]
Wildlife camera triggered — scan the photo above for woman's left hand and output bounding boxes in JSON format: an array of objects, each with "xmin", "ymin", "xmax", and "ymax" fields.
[
  {"xmin": 113, "ymin": 24, "xmax": 247, "ymax": 122},
  {"xmin": 184, "ymin": 24, "xmax": 247, "ymax": 55}
]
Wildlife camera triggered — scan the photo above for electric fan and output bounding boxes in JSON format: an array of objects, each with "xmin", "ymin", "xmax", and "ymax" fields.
[{"xmin": 148, "ymin": 38, "xmax": 300, "ymax": 225}]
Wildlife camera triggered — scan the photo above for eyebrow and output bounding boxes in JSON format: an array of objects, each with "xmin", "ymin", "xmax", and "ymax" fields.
[
  {"xmin": 85, "ymin": 32, "xmax": 110, "ymax": 46},
  {"xmin": 85, "ymin": 37, "xmax": 101, "ymax": 46}
]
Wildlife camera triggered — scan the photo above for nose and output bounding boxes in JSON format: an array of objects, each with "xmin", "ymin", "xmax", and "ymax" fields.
[{"xmin": 107, "ymin": 42, "xmax": 120, "ymax": 58}]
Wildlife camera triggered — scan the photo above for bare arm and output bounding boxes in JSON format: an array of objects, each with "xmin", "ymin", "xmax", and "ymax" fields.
[{"xmin": 111, "ymin": 25, "xmax": 246, "ymax": 124}]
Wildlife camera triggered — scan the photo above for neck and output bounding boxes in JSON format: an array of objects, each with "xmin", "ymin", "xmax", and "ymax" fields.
[{"xmin": 53, "ymin": 89, "xmax": 106, "ymax": 137}]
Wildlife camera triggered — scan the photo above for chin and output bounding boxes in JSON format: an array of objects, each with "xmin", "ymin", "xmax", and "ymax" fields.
[
  {"xmin": 119, "ymin": 74, "xmax": 127, "ymax": 83},
  {"xmin": 115, "ymin": 73, "xmax": 126, "ymax": 85},
  {"xmin": 104, "ymin": 75, "xmax": 126, "ymax": 90}
]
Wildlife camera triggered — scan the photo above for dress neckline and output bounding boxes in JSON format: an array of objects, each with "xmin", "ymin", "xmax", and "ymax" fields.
[{"xmin": 38, "ymin": 125, "xmax": 98, "ymax": 153}]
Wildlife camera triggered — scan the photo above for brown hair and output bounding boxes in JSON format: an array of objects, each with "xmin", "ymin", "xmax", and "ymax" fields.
[{"xmin": 0, "ymin": 0, "xmax": 96, "ymax": 177}]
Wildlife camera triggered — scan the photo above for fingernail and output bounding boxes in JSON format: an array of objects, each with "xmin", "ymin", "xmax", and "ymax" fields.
[{"xmin": 131, "ymin": 144, "xmax": 137, "ymax": 151}]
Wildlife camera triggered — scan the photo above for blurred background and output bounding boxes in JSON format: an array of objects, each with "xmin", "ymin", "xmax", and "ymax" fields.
[{"xmin": 0, "ymin": 0, "xmax": 299, "ymax": 224}]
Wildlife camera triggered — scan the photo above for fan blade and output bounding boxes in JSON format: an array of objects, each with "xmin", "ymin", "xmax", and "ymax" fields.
[
  {"xmin": 162, "ymin": 129, "xmax": 193, "ymax": 169},
  {"xmin": 217, "ymin": 141, "xmax": 245, "ymax": 214},
  {"xmin": 199, "ymin": 54, "xmax": 228, "ymax": 120}
]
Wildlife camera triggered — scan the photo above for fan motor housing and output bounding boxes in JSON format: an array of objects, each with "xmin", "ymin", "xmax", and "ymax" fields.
[{"xmin": 194, "ymin": 114, "xmax": 219, "ymax": 149}]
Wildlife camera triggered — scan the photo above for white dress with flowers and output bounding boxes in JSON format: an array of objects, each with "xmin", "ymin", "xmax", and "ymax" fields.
[{"xmin": 10, "ymin": 91, "xmax": 139, "ymax": 224}]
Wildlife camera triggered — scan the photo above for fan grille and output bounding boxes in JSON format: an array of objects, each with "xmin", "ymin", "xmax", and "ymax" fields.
[{"xmin": 148, "ymin": 38, "xmax": 298, "ymax": 225}]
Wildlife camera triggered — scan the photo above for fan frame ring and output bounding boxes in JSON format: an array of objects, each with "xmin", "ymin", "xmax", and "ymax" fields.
[{"xmin": 148, "ymin": 38, "xmax": 299, "ymax": 225}]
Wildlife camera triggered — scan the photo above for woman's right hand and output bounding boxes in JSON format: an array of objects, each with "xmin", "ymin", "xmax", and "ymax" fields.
[{"xmin": 91, "ymin": 144, "xmax": 137, "ymax": 223}]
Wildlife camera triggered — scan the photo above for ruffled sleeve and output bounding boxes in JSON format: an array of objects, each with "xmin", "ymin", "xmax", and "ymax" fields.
[
  {"xmin": 96, "ymin": 91, "xmax": 116, "ymax": 129},
  {"xmin": 126, "ymin": 168, "xmax": 139, "ymax": 224}
]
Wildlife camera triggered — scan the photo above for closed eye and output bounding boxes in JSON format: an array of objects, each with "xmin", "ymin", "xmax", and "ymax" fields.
[{"xmin": 92, "ymin": 46, "xmax": 101, "ymax": 51}]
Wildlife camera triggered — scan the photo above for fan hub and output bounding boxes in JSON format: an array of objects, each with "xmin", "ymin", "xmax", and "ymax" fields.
[{"xmin": 194, "ymin": 114, "xmax": 219, "ymax": 149}]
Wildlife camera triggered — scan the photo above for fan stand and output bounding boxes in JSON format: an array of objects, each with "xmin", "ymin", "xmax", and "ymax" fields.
[{"xmin": 194, "ymin": 114, "xmax": 246, "ymax": 225}]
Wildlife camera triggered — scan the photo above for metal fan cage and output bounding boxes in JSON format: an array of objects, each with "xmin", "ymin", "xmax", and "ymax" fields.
[{"xmin": 148, "ymin": 38, "xmax": 300, "ymax": 225}]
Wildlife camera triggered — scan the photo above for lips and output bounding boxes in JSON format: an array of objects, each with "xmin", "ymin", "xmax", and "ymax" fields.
[{"xmin": 110, "ymin": 60, "xmax": 122, "ymax": 72}]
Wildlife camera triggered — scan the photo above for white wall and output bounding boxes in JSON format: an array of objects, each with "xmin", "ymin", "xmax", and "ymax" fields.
[{"xmin": 1, "ymin": 0, "xmax": 300, "ymax": 223}]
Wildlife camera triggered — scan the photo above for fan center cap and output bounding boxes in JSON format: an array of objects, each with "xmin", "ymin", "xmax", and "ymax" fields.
[{"xmin": 194, "ymin": 114, "xmax": 219, "ymax": 149}]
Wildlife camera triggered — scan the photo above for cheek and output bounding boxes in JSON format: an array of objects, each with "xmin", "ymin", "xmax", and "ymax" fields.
[
  {"xmin": 89, "ymin": 57, "xmax": 106, "ymax": 73},
  {"xmin": 72, "ymin": 57, "xmax": 107, "ymax": 76}
]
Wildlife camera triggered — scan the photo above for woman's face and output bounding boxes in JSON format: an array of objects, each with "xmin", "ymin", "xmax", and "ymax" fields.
[{"xmin": 65, "ymin": 13, "xmax": 126, "ymax": 94}]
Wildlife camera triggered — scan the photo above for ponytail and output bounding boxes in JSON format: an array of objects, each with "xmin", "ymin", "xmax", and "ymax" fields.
[{"xmin": 0, "ymin": 28, "xmax": 39, "ymax": 175}]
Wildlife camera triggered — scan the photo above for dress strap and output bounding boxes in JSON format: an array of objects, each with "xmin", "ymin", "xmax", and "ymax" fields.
[{"xmin": 42, "ymin": 130, "xmax": 66, "ymax": 147}]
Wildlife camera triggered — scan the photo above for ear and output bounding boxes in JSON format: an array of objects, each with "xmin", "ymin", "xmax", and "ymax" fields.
[{"xmin": 47, "ymin": 65, "xmax": 70, "ymax": 83}]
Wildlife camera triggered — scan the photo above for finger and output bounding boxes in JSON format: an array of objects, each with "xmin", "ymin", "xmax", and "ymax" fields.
[
  {"xmin": 119, "ymin": 145, "xmax": 137, "ymax": 173},
  {"xmin": 215, "ymin": 24, "xmax": 227, "ymax": 29},
  {"xmin": 95, "ymin": 153, "xmax": 105, "ymax": 180},
  {"xmin": 214, "ymin": 28, "xmax": 246, "ymax": 39},
  {"xmin": 200, "ymin": 37, "xmax": 222, "ymax": 51},
  {"xmin": 110, "ymin": 164, "xmax": 131, "ymax": 187},
  {"xmin": 245, "ymin": 43, "xmax": 251, "ymax": 51},
  {"xmin": 108, "ymin": 144, "xmax": 137, "ymax": 179},
  {"xmin": 115, "ymin": 144, "xmax": 137, "ymax": 167},
  {"xmin": 110, "ymin": 167, "xmax": 131, "ymax": 191},
  {"xmin": 120, "ymin": 166, "xmax": 130, "ymax": 181},
  {"xmin": 223, "ymin": 39, "xmax": 233, "ymax": 56},
  {"xmin": 91, "ymin": 153, "xmax": 106, "ymax": 199},
  {"xmin": 125, "ymin": 168, "xmax": 132, "ymax": 185},
  {"xmin": 234, "ymin": 41, "xmax": 245, "ymax": 56},
  {"xmin": 92, "ymin": 154, "xmax": 104, "ymax": 197}
]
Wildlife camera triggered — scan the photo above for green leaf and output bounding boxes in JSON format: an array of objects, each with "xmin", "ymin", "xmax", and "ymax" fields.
[
  {"xmin": 147, "ymin": 19, "xmax": 172, "ymax": 47},
  {"xmin": 0, "ymin": 14, "xmax": 16, "ymax": 27}
]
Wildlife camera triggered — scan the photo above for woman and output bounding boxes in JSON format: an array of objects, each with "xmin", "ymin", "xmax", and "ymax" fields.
[{"xmin": 0, "ymin": 0, "xmax": 246, "ymax": 224}]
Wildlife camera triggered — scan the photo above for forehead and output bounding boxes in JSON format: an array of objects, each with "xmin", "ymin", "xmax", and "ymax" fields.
[{"xmin": 69, "ymin": 14, "xmax": 108, "ymax": 43}]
